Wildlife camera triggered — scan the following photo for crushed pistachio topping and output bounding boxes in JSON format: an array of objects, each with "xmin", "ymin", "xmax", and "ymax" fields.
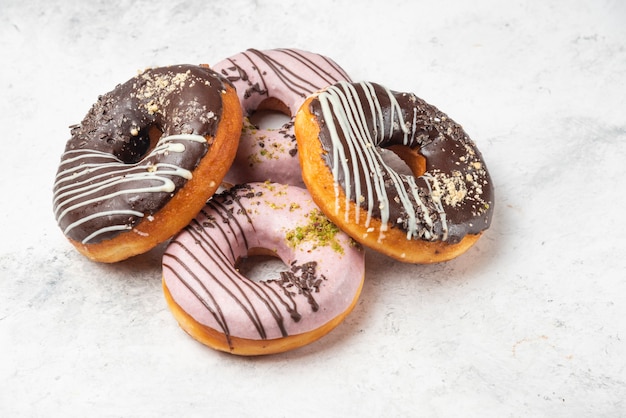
[
  {"xmin": 265, "ymin": 201, "xmax": 287, "ymax": 210},
  {"xmin": 262, "ymin": 181, "xmax": 277, "ymax": 192},
  {"xmin": 285, "ymin": 209, "xmax": 344, "ymax": 254}
]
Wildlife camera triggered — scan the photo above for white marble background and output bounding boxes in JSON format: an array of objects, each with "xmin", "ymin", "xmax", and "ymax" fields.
[{"xmin": 1, "ymin": 0, "xmax": 625, "ymax": 416}]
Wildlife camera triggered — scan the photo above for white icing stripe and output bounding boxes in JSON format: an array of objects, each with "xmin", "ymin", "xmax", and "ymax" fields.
[
  {"xmin": 54, "ymin": 162, "xmax": 158, "ymax": 199},
  {"xmin": 407, "ymin": 176, "xmax": 433, "ymax": 228},
  {"xmin": 53, "ymin": 134, "xmax": 205, "ymax": 244},
  {"xmin": 55, "ymin": 175, "xmax": 178, "ymax": 224},
  {"xmin": 422, "ymin": 173, "xmax": 448, "ymax": 241},
  {"xmin": 82, "ymin": 225, "xmax": 133, "ymax": 245},
  {"xmin": 53, "ymin": 136, "xmax": 198, "ymax": 191},
  {"xmin": 317, "ymin": 81, "xmax": 449, "ymax": 240},
  {"xmin": 57, "ymin": 150, "xmax": 118, "ymax": 166},
  {"xmin": 343, "ymin": 82, "xmax": 375, "ymax": 225},
  {"xmin": 63, "ymin": 209, "xmax": 144, "ymax": 236},
  {"xmin": 161, "ymin": 133, "xmax": 207, "ymax": 143}
]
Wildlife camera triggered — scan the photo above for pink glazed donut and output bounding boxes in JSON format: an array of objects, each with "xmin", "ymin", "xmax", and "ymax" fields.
[
  {"xmin": 212, "ymin": 48, "xmax": 352, "ymax": 187},
  {"xmin": 162, "ymin": 182, "xmax": 365, "ymax": 355}
]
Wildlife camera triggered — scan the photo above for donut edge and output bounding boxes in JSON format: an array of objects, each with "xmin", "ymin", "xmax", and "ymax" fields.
[{"xmin": 161, "ymin": 274, "xmax": 365, "ymax": 356}]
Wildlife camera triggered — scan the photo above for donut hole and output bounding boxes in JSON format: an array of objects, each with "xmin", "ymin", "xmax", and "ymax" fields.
[
  {"xmin": 122, "ymin": 125, "xmax": 162, "ymax": 164},
  {"xmin": 235, "ymin": 248, "xmax": 290, "ymax": 283},
  {"xmin": 249, "ymin": 98, "xmax": 292, "ymax": 129},
  {"xmin": 384, "ymin": 145, "xmax": 427, "ymax": 178}
]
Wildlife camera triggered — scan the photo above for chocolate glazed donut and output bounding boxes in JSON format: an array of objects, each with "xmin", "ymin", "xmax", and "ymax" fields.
[
  {"xmin": 53, "ymin": 65, "xmax": 242, "ymax": 262},
  {"xmin": 295, "ymin": 81, "xmax": 494, "ymax": 263}
]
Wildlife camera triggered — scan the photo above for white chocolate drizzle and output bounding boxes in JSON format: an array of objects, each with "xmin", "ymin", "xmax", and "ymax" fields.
[
  {"xmin": 53, "ymin": 134, "xmax": 205, "ymax": 244},
  {"xmin": 312, "ymin": 81, "xmax": 493, "ymax": 243}
]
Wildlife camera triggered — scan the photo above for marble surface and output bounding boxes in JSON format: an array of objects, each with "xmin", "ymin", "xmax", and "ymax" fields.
[{"xmin": 2, "ymin": 0, "xmax": 626, "ymax": 416}]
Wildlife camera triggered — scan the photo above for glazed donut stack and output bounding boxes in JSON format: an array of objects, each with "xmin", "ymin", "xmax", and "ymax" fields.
[{"xmin": 53, "ymin": 48, "xmax": 494, "ymax": 355}]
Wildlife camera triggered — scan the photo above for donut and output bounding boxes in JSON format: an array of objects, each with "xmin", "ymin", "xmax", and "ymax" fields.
[
  {"xmin": 295, "ymin": 81, "xmax": 494, "ymax": 263},
  {"xmin": 53, "ymin": 65, "xmax": 243, "ymax": 263},
  {"xmin": 212, "ymin": 48, "xmax": 352, "ymax": 187},
  {"xmin": 162, "ymin": 182, "xmax": 365, "ymax": 355}
]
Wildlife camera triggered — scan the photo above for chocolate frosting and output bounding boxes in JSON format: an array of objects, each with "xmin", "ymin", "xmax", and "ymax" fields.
[
  {"xmin": 309, "ymin": 81, "xmax": 494, "ymax": 243},
  {"xmin": 53, "ymin": 65, "xmax": 228, "ymax": 244}
]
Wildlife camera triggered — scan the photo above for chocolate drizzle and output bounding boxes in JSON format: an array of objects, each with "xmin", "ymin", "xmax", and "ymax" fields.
[
  {"xmin": 309, "ymin": 81, "xmax": 494, "ymax": 243},
  {"xmin": 162, "ymin": 184, "xmax": 336, "ymax": 346},
  {"xmin": 216, "ymin": 48, "xmax": 352, "ymax": 115},
  {"xmin": 278, "ymin": 261, "xmax": 326, "ymax": 317},
  {"xmin": 53, "ymin": 65, "xmax": 229, "ymax": 244},
  {"xmin": 213, "ymin": 48, "xmax": 353, "ymax": 186}
]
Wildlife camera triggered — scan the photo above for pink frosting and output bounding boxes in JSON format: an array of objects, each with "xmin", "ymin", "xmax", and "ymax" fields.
[
  {"xmin": 162, "ymin": 182, "xmax": 365, "ymax": 343},
  {"xmin": 212, "ymin": 48, "xmax": 352, "ymax": 187}
]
